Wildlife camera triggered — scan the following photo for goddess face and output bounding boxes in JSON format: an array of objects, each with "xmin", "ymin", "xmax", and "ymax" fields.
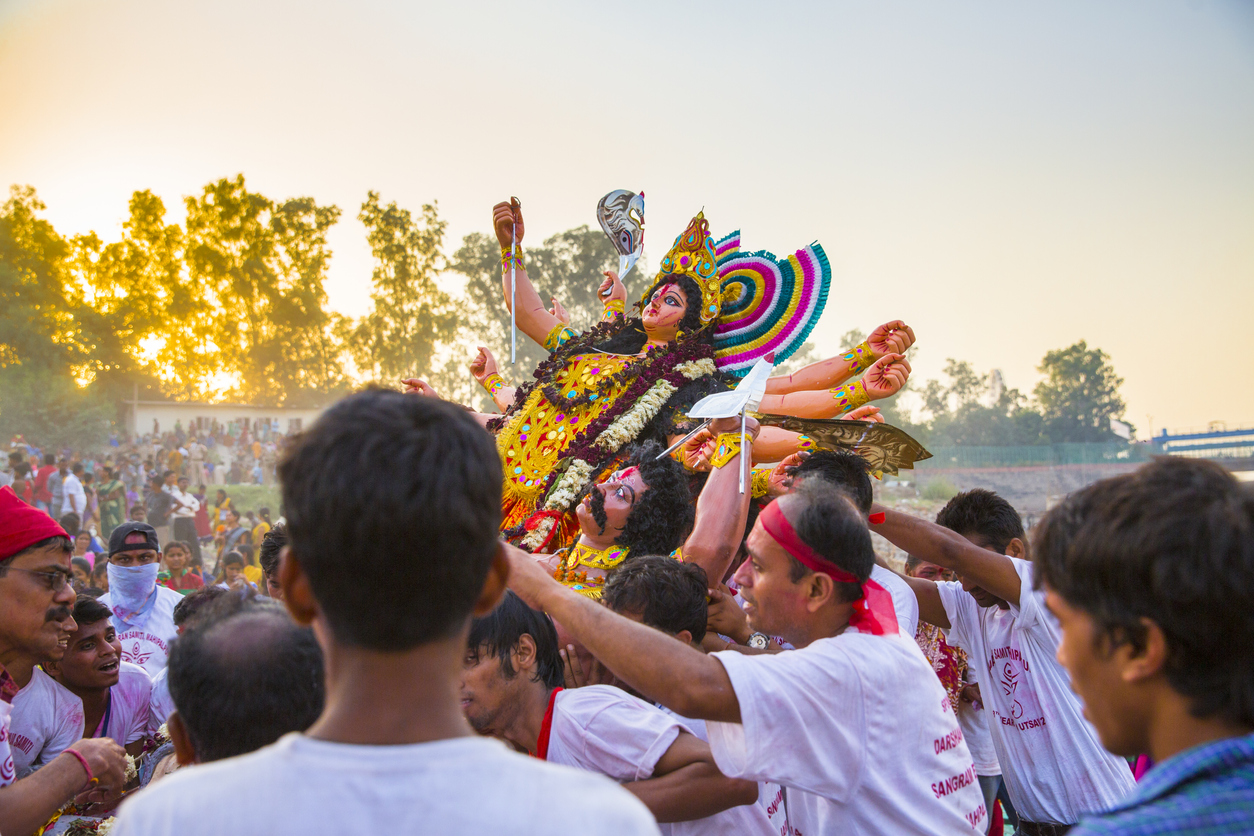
[
  {"xmin": 641, "ymin": 283, "xmax": 688, "ymax": 342},
  {"xmin": 576, "ymin": 466, "xmax": 647, "ymax": 541}
]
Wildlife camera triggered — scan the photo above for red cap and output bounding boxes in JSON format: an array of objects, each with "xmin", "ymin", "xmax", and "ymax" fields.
[{"xmin": 0, "ymin": 486, "xmax": 70, "ymax": 562}]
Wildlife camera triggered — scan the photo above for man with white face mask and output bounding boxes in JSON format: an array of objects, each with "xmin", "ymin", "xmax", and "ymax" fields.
[{"xmin": 97, "ymin": 523, "xmax": 182, "ymax": 677}]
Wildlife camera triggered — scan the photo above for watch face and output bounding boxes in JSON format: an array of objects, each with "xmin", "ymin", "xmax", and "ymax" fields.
[{"xmin": 748, "ymin": 633, "xmax": 769, "ymax": 650}]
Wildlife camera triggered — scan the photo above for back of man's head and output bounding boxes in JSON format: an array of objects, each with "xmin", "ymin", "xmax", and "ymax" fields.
[
  {"xmin": 173, "ymin": 585, "xmax": 231, "ymax": 630},
  {"xmin": 603, "ymin": 556, "xmax": 709, "ymax": 642},
  {"xmin": 278, "ymin": 390, "xmax": 503, "ymax": 650},
  {"xmin": 617, "ymin": 441, "xmax": 693, "ymax": 555},
  {"xmin": 935, "ymin": 488, "xmax": 1025, "ymax": 555},
  {"xmin": 467, "ymin": 590, "xmax": 563, "ymax": 688},
  {"xmin": 780, "ymin": 481, "xmax": 875, "ymax": 603},
  {"xmin": 167, "ymin": 595, "xmax": 325, "ymax": 762},
  {"xmin": 1034, "ymin": 457, "xmax": 1254, "ymax": 729},
  {"xmin": 791, "ymin": 450, "xmax": 873, "ymax": 514}
]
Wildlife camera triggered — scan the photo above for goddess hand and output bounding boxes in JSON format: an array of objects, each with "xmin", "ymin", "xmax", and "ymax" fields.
[
  {"xmin": 768, "ymin": 451, "xmax": 809, "ymax": 497},
  {"xmin": 492, "ymin": 199, "xmax": 524, "ymax": 250},
  {"xmin": 400, "ymin": 378, "xmax": 443, "ymax": 399},
  {"xmin": 598, "ymin": 271, "xmax": 627, "ymax": 306},
  {"xmin": 843, "ymin": 405, "xmax": 884, "ymax": 423},
  {"xmin": 469, "ymin": 347, "xmax": 498, "ymax": 383},
  {"xmin": 548, "ymin": 298, "xmax": 570, "ymax": 324},
  {"xmin": 862, "ymin": 354, "xmax": 911, "ymax": 400},
  {"xmin": 867, "ymin": 320, "xmax": 916, "ymax": 356}
]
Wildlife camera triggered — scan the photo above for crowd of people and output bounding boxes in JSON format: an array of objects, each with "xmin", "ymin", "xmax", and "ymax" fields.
[
  {"xmin": 0, "ymin": 200, "xmax": 1250, "ymax": 835},
  {"xmin": 0, "ymin": 390, "xmax": 1249, "ymax": 835}
]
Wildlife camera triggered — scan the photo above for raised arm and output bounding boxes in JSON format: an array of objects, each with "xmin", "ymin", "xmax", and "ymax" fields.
[
  {"xmin": 469, "ymin": 347, "xmax": 516, "ymax": 412},
  {"xmin": 625, "ymin": 732, "xmax": 758, "ymax": 822},
  {"xmin": 757, "ymin": 354, "xmax": 911, "ymax": 419},
  {"xmin": 681, "ymin": 416, "xmax": 758, "ymax": 585},
  {"xmin": 764, "ymin": 321, "xmax": 915, "ymax": 395},
  {"xmin": 505, "ymin": 545, "xmax": 741, "ymax": 723},
  {"xmin": 869, "ymin": 505, "xmax": 1023, "ymax": 607},
  {"xmin": 492, "ymin": 200, "xmax": 564, "ymax": 350}
]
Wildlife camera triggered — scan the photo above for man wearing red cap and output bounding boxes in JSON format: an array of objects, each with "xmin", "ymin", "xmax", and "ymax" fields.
[
  {"xmin": 0, "ymin": 486, "xmax": 127, "ymax": 835},
  {"xmin": 505, "ymin": 481, "xmax": 989, "ymax": 835}
]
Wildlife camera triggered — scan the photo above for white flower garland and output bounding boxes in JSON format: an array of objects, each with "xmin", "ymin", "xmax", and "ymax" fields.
[{"xmin": 520, "ymin": 358, "xmax": 715, "ymax": 551}]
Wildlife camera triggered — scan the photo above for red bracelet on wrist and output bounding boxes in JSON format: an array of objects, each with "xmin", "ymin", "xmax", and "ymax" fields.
[{"xmin": 64, "ymin": 747, "xmax": 98, "ymax": 789}]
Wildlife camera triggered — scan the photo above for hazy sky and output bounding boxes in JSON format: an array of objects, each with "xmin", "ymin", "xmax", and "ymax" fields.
[{"xmin": 2, "ymin": 0, "xmax": 1251, "ymax": 436}]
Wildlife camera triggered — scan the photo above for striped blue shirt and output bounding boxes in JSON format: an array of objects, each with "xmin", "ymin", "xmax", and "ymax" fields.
[{"xmin": 1071, "ymin": 733, "xmax": 1254, "ymax": 835}]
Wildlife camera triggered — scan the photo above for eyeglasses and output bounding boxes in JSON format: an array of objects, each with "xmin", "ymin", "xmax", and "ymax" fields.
[{"xmin": 3, "ymin": 567, "xmax": 72, "ymax": 591}]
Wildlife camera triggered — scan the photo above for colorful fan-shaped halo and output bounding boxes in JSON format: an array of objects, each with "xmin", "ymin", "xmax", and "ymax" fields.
[{"xmin": 712, "ymin": 231, "xmax": 830, "ymax": 378}]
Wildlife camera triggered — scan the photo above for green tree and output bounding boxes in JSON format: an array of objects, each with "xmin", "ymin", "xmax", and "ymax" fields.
[
  {"xmin": 351, "ymin": 192, "xmax": 454, "ymax": 388},
  {"xmin": 919, "ymin": 358, "xmax": 1045, "ymax": 446},
  {"xmin": 1034, "ymin": 340, "xmax": 1127, "ymax": 442},
  {"xmin": 184, "ymin": 175, "xmax": 346, "ymax": 406}
]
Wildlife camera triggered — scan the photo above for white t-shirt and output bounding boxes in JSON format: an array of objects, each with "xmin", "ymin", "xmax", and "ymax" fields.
[
  {"xmin": 707, "ymin": 632, "xmax": 988, "ymax": 836},
  {"xmin": 937, "ymin": 558, "xmax": 1136, "ymax": 824},
  {"xmin": 112, "ymin": 733, "xmax": 659, "ymax": 836},
  {"xmin": 9, "ymin": 667, "xmax": 85, "ymax": 776},
  {"xmin": 958, "ymin": 666, "xmax": 999, "ymax": 776},
  {"xmin": 99, "ymin": 585, "xmax": 182, "ymax": 676},
  {"xmin": 61, "ymin": 473, "xmax": 87, "ymax": 515},
  {"xmin": 98, "ymin": 662, "xmax": 152, "ymax": 747},
  {"xmin": 547, "ymin": 686, "xmax": 770, "ymax": 836},
  {"xmin": 147, "ymin": 667, "xmax": 175, "ymax": 737},
  {"xmin": 0, "ymin": 695, "xmax": 15, "ymax": 787},
  {"xmin": 165, "ymin": 486, "xmax": 199, "ymax": 519},
  {"xmin": 655, "ymin": 705, "xmax": 789, "ymax": 836},
  {"xmin": 871, "ymin": 564, "xmax": 919, "ymax": 638}
]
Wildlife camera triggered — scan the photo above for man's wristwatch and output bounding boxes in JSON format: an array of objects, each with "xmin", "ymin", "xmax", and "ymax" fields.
[{"xmin": 746, "ymin": 632, "xmax": 770, "ymax": 650}]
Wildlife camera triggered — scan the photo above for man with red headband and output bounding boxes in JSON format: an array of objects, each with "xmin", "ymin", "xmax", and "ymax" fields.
[
  {"xmin": 0, "ymin": 486, "xmax": 127, "ymax": 835},
  {"xmin": 505, "ymin": 480, "xmax": 988, "ymax": 835}
]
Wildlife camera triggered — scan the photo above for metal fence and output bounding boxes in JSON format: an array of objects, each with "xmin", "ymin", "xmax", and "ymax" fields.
[{"xmin": 914, "ymin": 442, "xmax": 1152, "ymax": 470}]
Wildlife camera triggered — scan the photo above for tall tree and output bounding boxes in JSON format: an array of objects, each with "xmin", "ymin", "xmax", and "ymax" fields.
[
  {"xmin": 184, "ymin": 175, "xmax": 346, "ymax": 406},
  {"xmin": 1034, "ymin": 340, "xmax": 1127, "ymax": 442},
  {"xmin": 352, "ymin": 192, "xmax": 454, "ymax": 388}
]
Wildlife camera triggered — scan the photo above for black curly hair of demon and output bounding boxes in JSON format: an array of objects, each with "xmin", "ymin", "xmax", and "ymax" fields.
[{"xmin": 615, "ymin": 440, "xmax": 694, "ymax": 556}]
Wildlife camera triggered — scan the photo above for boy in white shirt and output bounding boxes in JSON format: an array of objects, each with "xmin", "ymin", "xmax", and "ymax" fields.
[
  {"xmin": 872, "ymin": 488, "xmax": 1136, "ymax": 832},
  {"xmin": 98, "ymin": 523, "xmax": 183, "ymax": 676},
  {"xmin": 112, "ymin": 391, "xmax": 658, "ymax": 836},
  {"xmin": 506, "ymin": 481, "xmax": 988, "ymax": 835},
  {"xmin": 46, "ymin": 596, "xmax": 152, "ymax": 757},
  {"xmin": 461, "ymin": 590, "xmax": 759, "ymax": 830}
]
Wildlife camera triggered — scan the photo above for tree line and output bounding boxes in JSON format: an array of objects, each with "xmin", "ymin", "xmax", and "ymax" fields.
[{"xmin": 0, "ymin": 177, "xmax": 1129, "ymax": 449}]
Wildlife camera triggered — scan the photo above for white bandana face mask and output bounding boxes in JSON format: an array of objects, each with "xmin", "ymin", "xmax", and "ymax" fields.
[{"xmin": 106, "ymin": 562, "xmax": 159, "ymax": 627}]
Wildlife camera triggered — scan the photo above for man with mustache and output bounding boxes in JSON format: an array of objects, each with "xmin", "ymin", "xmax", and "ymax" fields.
[{"xmin": 0, "ymin": 487, "xmax": 127, "ymax": 836}]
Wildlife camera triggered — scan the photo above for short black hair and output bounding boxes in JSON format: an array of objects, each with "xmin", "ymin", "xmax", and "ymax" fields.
[
  {"xmin": 164, "ymin": 540, "xmax": 190, "ymax": 555},
  {"xmin": 71, "ymin": 594, "xmax": 112, "ymax": 627},
  {"xmin": 0, "ymin": 535, "xmax": 73, "ymax": 568},
  {"xmin": 616, "ymin": 441, "xmax": 694, "ymax": 556},
  {"xmin": 167, "ymin": 595, "xmax": 325, "ymax": 762},
  {"xmin": 792, "ymin": 449, "xmax": 873, "ymax": 514},
  {"xmin": 43, "ymin": 453, "xmax": 54, "ymax": 465},
  {"xmin": 604, "ymin": 555, "xmax": 709, "ymax": 642},
  {"xmin": 259, "ymin": 523, "xmax": 287, "ymax": 578},
  {"xmin": 173, "ymin": 585, "xmax": 231, "ymax": 628},
  {"xmin": 278, "ymin": 390, "xmax": 503, "ymax": 651},
  {"xmin": 1034, "ymin": 457, "xmax": 1254, "ymax": 728},
  {"xmin": 467, "ymin": 590, "xmax": 563, "ymax": 689},
  {"xmin": 935, "ymin": 489, "xmax": 1025, "ymax": 555},
  {"xmin": 221, "ymin": 550, "xmax": 244, "ymax": 568},
  {"xmin": 59, "ymin": 513, "xmax": 81, "ymax": 537},
  {"xmin": 71, "ymin": 557, "xmax": 92, "ymax": 576},
  {"xmin": 781, "ymin": 481, "xmax": 874, "ymax": 603}
]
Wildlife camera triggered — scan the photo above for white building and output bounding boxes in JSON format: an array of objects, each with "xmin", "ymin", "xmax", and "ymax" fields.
[{"xmin": 128, "ymin": 400, "xmax": 326, "ymax": 439}]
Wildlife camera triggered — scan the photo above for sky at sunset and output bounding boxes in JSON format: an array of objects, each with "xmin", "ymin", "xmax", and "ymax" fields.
[{"xmin": 2, "ymin": 0, "xmax": 1251, "ymax": 436}]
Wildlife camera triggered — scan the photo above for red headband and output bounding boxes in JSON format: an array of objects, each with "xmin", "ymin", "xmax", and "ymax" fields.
[
  {"xmin": 759, "ymin": 498, "xmax": 900, "ymax": 637},
  {"xmin": 760, "ymin": 500, "xmax": 860, "ymax": 585},
  {"xmin": 0, "ymin": 486, "xmax": 69, "ymax": 562}
]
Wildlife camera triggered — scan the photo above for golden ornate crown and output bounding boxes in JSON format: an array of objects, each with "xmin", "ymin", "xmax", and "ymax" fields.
[{"xmin": 643, "ymin": 211, "xmax": 723, "ymax": 324}]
